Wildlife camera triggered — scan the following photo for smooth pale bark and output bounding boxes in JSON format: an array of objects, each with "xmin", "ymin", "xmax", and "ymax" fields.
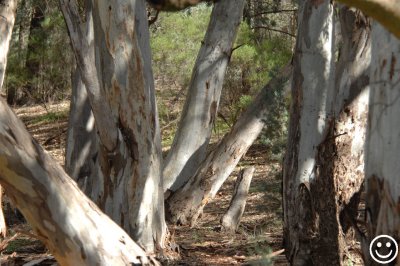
[
  {"xmin": 65, "ymin": 68, "xmax": 97, "ymax": 187},
  {"xmin": 283, "ymin": 4, "xmax": 370, "ymax": 264},
  {"xmin": 0, "ymin": 0, "xmax": 17, "ymax": 238},
  {"xmin": 61, "ymin": 0, "xmax": 167, "ymax": 252},
  {"xmin": 0, "ymin": 0, "xmax": 17, "ymax": 90},
  {"xmin": 163, "ymin": 0, "xmax": 245, "ymax": 192},
  {"xmin": 363, "ymin": 23, "xmax": 400, "ymax": 265},
  {"xmin": 166, "ymin": 65, "xmax": 292, "ymax": 226},
  {"xmin": 337, "ymin": 0, "xmax": 400, "ymax": 38},
  {"xmin": 146, "ymin": 0, "xmax": 211, "ymax": 11},
  {"xmin": 282, "ymin": 1, "xmax": 335, "ymax": 263},
  {"xmin": 220, "ymin": 167, "xmax": 254, "ymax": 232},
  {"xmin": 0, "ymin": 98, "xmax": 158, "ymax": 265}
]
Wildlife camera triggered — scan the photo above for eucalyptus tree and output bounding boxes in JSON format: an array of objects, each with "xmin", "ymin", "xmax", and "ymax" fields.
[
  {"xmin": 60, "ymin": 0, "xmax": 166, "ymax": 252},
  {"xmin": 283, "ymin": 2, "xmax": 370, "ymax": 264},
  {"xmin": 163, "ymin": 0, "xmax": 246, "ymax": 192}
]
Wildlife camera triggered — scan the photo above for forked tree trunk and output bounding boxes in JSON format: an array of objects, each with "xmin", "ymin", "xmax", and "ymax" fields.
[
  {"xmin": 163, "ymin": 0, "xmax": 245, "ymax": 192},
  {"xmin": 61, "ymin": 0, "xmax": 167, "ymax": 252},
  {"xmin": 166, "ymin": 65, "xmax": 292, "ymax": 226},
  {"xmin": 283, "ymin": 4, "xmax": 370, "ymax": 264},
  {"xmin": 220, "ymin": 167, "xmax": 254, "ymax": 232},
  {"xmin": 0, "ymin": 0, "xmax": 18, "ymax": 238},
  {"xmin": 363, "ymin": 23, "xmax": 400, "ymax": 265},
  {"xmin": 0, "ymin": 98, "xmax": 158, "ymax": 265},
  {"xmin": 65, "ymin": 67, "xmax": 97, "ymax": 187}
]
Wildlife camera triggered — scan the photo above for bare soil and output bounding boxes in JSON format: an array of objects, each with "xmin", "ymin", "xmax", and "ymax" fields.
[{"xmin": 0, "ymin": 102, "xmax": 288, "ymax": 265}]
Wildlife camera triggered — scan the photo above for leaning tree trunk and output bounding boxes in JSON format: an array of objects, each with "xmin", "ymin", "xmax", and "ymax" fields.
[
  {"xmin": 0, "ymin": 0, "xmax": 18, "ymax": 238},
  {"xmin": 163, "ymin": 0, "xmax": 245, "ymax": 192},
  {"xmin": 166, "ymin": 65, "xmax": 292, "ymax": 226},
  {"xmin": 61, "ymin": 0, "xmax": 167, "ymax": 252},
  {"xmin": 0, "ymin": 98, "xmax": 158, "ymax": 265},
  {"xmin": 283, "ymin": 3, "xmax": 370, "ymax": 265},
  {"xmin": 363, "ymin": 23, "xmax": 400, "ymax": 265}
]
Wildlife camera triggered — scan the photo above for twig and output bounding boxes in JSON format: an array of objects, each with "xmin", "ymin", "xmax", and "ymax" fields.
[
  {"xmin": 253, "ymin": 9, "xmax": 297, "ymax": 17},
  {"xmin": 0, "ymin": 233, "xmax": 21, "ymax": 252},
  {"xmin": 266, "ymin": 248, "xmax": 285, "ymax": 258}
]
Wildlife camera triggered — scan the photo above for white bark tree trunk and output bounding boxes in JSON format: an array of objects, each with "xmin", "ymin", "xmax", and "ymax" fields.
[
  {"xmin": 60, "ymin": 0, "xmax": 167, "ymax": 252},
  {"xmin": 363, "ymin": 22, "xmax": 400, "ymax": 265},
  {"xmin": 0, "ymin": 0, "xmax": 17, "ymax": 90},
  {"xmin": 220, "ymin": 167, "xmax": 254, "ymax": 232},
  {"xmin": 163, "ymin": 0, "xmax": 245, "ymax": 192},
  {"xmin": 0, "ymin": 98, "xmax": 158, "ymax": 265},
  {"xmin": 166, "ymin": 65, "xmax": 292, "ymax": 225},
  {"xmin": 0, "ymin": 0, "xmax": 18, "ymax": 238},
  {"xmin": 283, "ymin": 4, "xmax": 370, "ymax": 264}
]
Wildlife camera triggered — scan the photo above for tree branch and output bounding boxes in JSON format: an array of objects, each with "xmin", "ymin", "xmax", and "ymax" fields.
[
  {"xmin": 337, "ymin": 0, "xmax": 400, "ymax": 38},
  {"xmin": 146, "ymin": 0, "xmax": 212, "ymax": 11},
  {"xmin": 251, "ymin": 26, "xmax": 296, "ymax": 38},
  {"xmin": 253, "ymin": 8, "xmax": 297, "ymax": 17}
]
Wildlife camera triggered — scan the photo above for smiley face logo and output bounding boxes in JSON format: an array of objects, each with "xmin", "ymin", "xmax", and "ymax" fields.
[{"xmin": 369, "ymin": 235, "xmax": 398, "ymax": 264}]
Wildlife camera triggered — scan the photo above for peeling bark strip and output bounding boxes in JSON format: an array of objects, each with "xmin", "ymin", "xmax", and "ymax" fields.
[
  {"xmin": 163, "ymin": 0, "xmax": 246, "ymax": 192},
  {"xmin": 0, "ymin": 99, "xmax": 158, "ymax": 266},
  {"xmin": 61, "ymin": 0, "xmax": 167, "ymax": 252},
  {"xmin": 165, "ymin": 64, "xmax": 292, "ymax": 226},
  {"xmin": 364, "ymin": 23, "xmax": 400, "ymax": 265},
  {"xmin": 283, "ymin": 3, "xmax": 371, "ymax": 265},
  {"xmin": 220, "ymin": 167, "xmax": 254, "ymax": 232}
]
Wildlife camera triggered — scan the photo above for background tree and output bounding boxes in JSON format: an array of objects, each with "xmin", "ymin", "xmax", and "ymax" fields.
[{"xmin": 162, "ymin": 0, "xmax": 245, "ymax": 192}]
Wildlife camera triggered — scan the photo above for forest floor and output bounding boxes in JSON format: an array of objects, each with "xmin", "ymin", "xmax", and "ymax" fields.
[{"xmin": 0, "ymin": 101, "xmax": 288, "ymax": 265}]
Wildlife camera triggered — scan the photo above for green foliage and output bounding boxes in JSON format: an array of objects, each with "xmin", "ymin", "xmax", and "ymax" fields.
[
  {"xmin": 150, "ymin": 4, "xmax": 212, "ymax": 88},
  {"xmin": 5, "ymin": 0, "xmax": 73, "ymax": 105},
  {"xmin": 31, "ymin": 110, "xmax": 68, "ymax": 124}
]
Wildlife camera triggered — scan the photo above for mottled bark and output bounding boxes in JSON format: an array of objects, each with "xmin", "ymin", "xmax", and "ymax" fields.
[
  {"xmin": 61, "ymin": 0, "xmax": 167, "ymax": 252},
  {"xmin": 163, "ymin": 0, "xmax": 245, "ymax": 192},
  {"xmin": 0, "ymin": 98, "xmax": 158, "ymax": 265},
  {"xmin": 220, "ymin": 167, "xmax": 254, "ymax": 232},
  {"xmin": 0, "ymin": 0, "xmax": 17, "ymax": 238},
  {"xmin": 65, "ymin": 67, "xmax": 97, "ymax": 188},
  {"xmin": 363, "ymin": 23, "xmax": 400, "ymax": 265},
  {"xmin": 337, "ymin": 0, "xmax": 400, "ymax": 38},
  {"xmin": 166, "ymin": 65, "xmax": 292, "ymax": 226},
  {"xmin": 283, "ymin": 4, "xmax": 370, "ymax": 265}
]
